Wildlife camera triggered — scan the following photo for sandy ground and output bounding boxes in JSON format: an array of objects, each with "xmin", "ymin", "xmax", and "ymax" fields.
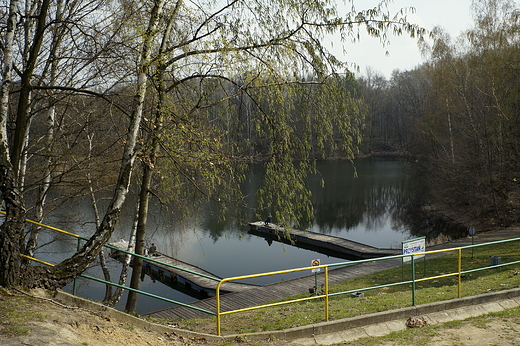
[
  {"xmin": 426, "ymin": 321, "xmax": 520, "ymax": 346},
  {"xmin": 358, "ymin": 317, "xmax": 520, "ymax": 346},
  {"xmin": 0, "ymin": 289, "xmax": 191, "ymax": 346},
  {"xmin": 2, "ymin": 288, "xmax": 520, "ymax": 346}
]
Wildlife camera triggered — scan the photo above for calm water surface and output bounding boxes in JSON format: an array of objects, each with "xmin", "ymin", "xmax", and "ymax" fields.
[{"xmin": 36, "ymin": 157, "xmax": 417, "ymax": 314}]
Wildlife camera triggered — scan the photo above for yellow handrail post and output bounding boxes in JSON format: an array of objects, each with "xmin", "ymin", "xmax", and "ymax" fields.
[
  {"xmin": 216, "ymin": 279, "xmax": 224, "ymax": 336},
  {"xmin": 324, "ymin": 266, "xmax": 329, "ymax": 321},
  {"xmin": 458, "ymin": 248, "xmax": 462, "ymax": 298}
]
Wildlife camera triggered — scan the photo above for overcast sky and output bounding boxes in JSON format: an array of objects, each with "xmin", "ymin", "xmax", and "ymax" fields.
[{"xmin": 327, "ymin": 0, "xmax": 477, "ymax": 78}]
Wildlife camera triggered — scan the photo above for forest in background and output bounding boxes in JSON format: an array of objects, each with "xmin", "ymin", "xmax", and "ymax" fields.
[{"xmin": 358, "ymin": 0, "xmax": 520, "ymax": 230}]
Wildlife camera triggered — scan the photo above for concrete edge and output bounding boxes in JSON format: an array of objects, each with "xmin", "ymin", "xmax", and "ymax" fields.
[
  {"xmin": 226, "ymin": 287, "xmax": 520, "ymax": 342},
  {"xmin": 301, "ymin": 298, "xmax": 520, "ymax": 346},
  {"xmin": 52, "ymin": 287, "xmax": 520, "ymax": 343}
]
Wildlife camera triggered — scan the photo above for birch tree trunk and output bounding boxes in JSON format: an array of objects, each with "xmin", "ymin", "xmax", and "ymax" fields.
[
  {"xmin": 0, "ymin": 0, "xmax": 28, "ymax": 288},
  {"xmin": 103, "ymin": 201, "xmax": 139, "ymax": 307},
  {"xmin": 125, "ymin": 0, "xmax": 174, "ymax": 312},
  {"xmin": 22, "ymin": 0, "xmax": 168, "ymax": 290},
  {"xmin": 25, "ymin": 0, "xmax": 67, "ymax": 258}
]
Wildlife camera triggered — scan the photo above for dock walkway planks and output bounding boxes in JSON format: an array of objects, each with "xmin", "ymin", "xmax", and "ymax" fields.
[
  {"xmin": 109, "ymin": 241, "xmax": 258, "ymax": 298},
  {"xmin": 144, "ymin": 227, "xmax": 520, "ymax": 320},
  {"xmin": 146, "ymin": 257, "xmax": 402, "ymax": 319},
  {"xmin": 249, "ymin": 221, "xmax": 401, "ymax": 259}
]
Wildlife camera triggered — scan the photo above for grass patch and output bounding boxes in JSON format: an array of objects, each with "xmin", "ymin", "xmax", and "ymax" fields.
[
  {"xmin": 0, "ymin": 291, "xmax": 45, "ymax": 337},
  {"xmin": 149, "ymin": 238, "xmax": 520, "ymax": 335}
]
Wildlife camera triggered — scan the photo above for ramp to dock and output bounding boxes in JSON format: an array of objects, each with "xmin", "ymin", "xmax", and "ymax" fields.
[
  {"xmin": 144, "ymin": 222, "xmax": 402, "ymax": 319},
  {"xmin": 145, "ymin": 257, "xmax": 403, "ymax": 319},
  {"xmin": 248, "ymin": 221, "xmax": 401, "ymax": 259}
]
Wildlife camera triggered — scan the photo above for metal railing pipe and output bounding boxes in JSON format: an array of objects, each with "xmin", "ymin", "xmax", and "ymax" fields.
[
  {"xmin": 216, "ymin": 264, "xmax": 328, "ymax": 336},
  {"xmin": 21, "ymin": 254, "xmax": 215, "ymax": 315}
]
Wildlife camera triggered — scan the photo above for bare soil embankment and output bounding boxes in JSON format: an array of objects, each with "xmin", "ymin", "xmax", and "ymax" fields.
[{"xmin": 3, "ymin": 287, "xmax": 520, "ymax": 346}]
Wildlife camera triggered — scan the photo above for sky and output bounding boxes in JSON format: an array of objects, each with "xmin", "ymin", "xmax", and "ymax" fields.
[{"xmin": 327, "ymin": 0, "xmax": 477, "ymax": 78}]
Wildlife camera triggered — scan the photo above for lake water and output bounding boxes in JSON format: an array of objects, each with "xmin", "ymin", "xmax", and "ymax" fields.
[{"xmin": 34, "ymin": 157, "xmax": 420, "ymax": 314}]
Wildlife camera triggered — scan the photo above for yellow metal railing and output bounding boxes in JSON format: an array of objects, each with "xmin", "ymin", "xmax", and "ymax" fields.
[
  {"xmin": 20, "ymin": 254, "xmax": 54, "ymax": 267},
  {"xmin": 216, "ymin": 265, "xmax": 329, "ymax": 336},
  {"xmin": 404, "ymin": 247, "xmax": 462, "ymax": 306},
  {"xmin": 412, "ymin": 248, "xmax": 463, "ymax": 300},
  {"xmin": 0, "ymin": 210, "xmax": 82, "ymax": 239},
  {"xmin": 214, "ymin": 241, "xmax": 520, "ymax": 336}
]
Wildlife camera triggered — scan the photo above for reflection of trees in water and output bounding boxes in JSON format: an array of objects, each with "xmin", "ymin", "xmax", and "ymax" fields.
[
  {"xmin": 180, "ymin": 159, "xmax": 418, "ymax": 241},
  {"xmin": 197, "ymin": 163, "xmax": 265, "ymax": 242},
  {"xmin": 365, "ymin": 185, "xmax": 405, "ymax": 231},
  {"xmin": 308, "ymin": 159, "xmax": 467, "ymax": 242},
  {"xmin": 395, "ymin": 202, "xmax": 468, "ymax": 241},
  {"xmin": 387, "ymin": 170, "xmax": 468, "ymax": 242},
  {"xmin": 199, "ymin": 199, "xmax": 257, "ymax": 242},
  {"xmin": 312, "ymin": 182, "xmax": 411, "ymax": 234},
  {"xmin": 41, "ymin": 159, "xmax": 465, "ymax": 249},
  {"xmin": 309, "ymin": 158, "xmax": 413, "ymax": 235}
]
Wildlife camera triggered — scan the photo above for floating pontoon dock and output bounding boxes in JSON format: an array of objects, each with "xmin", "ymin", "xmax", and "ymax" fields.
[
  {"xmin": 248, "ymin": 221, "xmax": 401, "ymax": 259},
  {"xmin": 109, "ymin": 241, "xmax": 258, "ymax": 299}
]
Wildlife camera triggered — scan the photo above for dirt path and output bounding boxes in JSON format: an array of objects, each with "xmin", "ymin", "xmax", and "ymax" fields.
[
  {"xmin": 0, "ymin": 288, "xmax": 194, "ymax": 346},
  {"xmin": 427, "ymin": 320, "xmax": 520, "ymax": 346}
]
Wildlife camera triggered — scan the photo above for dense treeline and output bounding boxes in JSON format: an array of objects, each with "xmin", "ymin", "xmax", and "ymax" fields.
[
  {"xmin": 359, "ymin": 0, "xmax": 520, "ymax": 229},
  {"xmin": 0, "ymin": 0, "xmax": 426, "ymax": 310}
]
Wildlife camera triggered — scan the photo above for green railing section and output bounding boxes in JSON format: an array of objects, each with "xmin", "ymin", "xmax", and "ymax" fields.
[
  {"xmin": 6, "ymin": 211, "xmax": 520, "ymax": 336},
  {"xmin": 323, "ymin": 247, "xmax": 463, "ymax": 306},
  {"xmin": 22, "ymin": 253, "xmax": 214, "ymax": 315}
]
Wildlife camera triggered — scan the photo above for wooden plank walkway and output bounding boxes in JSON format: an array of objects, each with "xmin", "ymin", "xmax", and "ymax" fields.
[
  {"xmin": 109, "ymin": 241, "xmax": 258, "ymax": 299},
  {"xmin": 145, "ymin": 257, "xmax": 402, "ymax": 319},
  {"xmin": 249, "ymin": 221, "xmax": 401, "ymax": 259},
  {"xmin": 144, "ymin": 227, "xmax": 520, "ymax": 320}
]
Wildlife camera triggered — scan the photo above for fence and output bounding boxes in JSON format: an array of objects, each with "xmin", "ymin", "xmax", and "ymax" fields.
[
  {"xmin": 6, "ymin": 211, "xmax": 520, "ymax": 336},
  {"xmin": 1, "ymin": 211, "xmax": 217, "ymax": 315},
  {"xmin": 214, "ymin": 238, "xmax": 520, "ymax": 335}
]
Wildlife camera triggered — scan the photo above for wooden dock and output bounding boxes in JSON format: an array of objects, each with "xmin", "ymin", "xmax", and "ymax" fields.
[
  {"xmin": 143, "ymin": 227, "xmax": 520, "ymax": 320},
  {"xmin": 145, "ymin": 257, "xmax": 403, "ymax": 319},
  {"xmin": 144, "ymin": 222, "xmax": 402, "ymax": 320},
  {"xmin": 109, "ymin": 241, "xmax": 258, "ymax": 299},
  {"xmin": 248, "ymin": 221, "xmax": 401, "ymax": 260}
]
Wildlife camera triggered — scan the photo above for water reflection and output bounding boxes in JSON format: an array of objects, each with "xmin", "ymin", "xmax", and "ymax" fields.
[
  {"xmin": 33, "ymin": 157, "xmax": 434, "ymax": 314},
  {"xmin": 305, "ymin": 158, "xmax": 415, "ymax": 249},
  {"xmin": 309, "ymin": 158, "xmax": 410, "ymax": 232}
]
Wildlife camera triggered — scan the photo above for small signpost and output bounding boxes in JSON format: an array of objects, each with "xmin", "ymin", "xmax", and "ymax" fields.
[
  {"xmin": 311, "ymin": 259, "xmax": 321, "ymax": 272},
  {"xmin": 311, "ymin": 259, "xmax": 320, "ymax": 296},
  {"xmin": 469, "ymin": 226, "xmax": 476, "ymax": 259},
  {"xmin": 402, "ymin": 237, "xmax": 426, "ymax": 281},
  {"xmin": 402, "ymin": 237, "xmax": 426, "ymax": 262},
  {"xmin": 402, "ymin": 237, "xmax": 426, "ymax": 306}
]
